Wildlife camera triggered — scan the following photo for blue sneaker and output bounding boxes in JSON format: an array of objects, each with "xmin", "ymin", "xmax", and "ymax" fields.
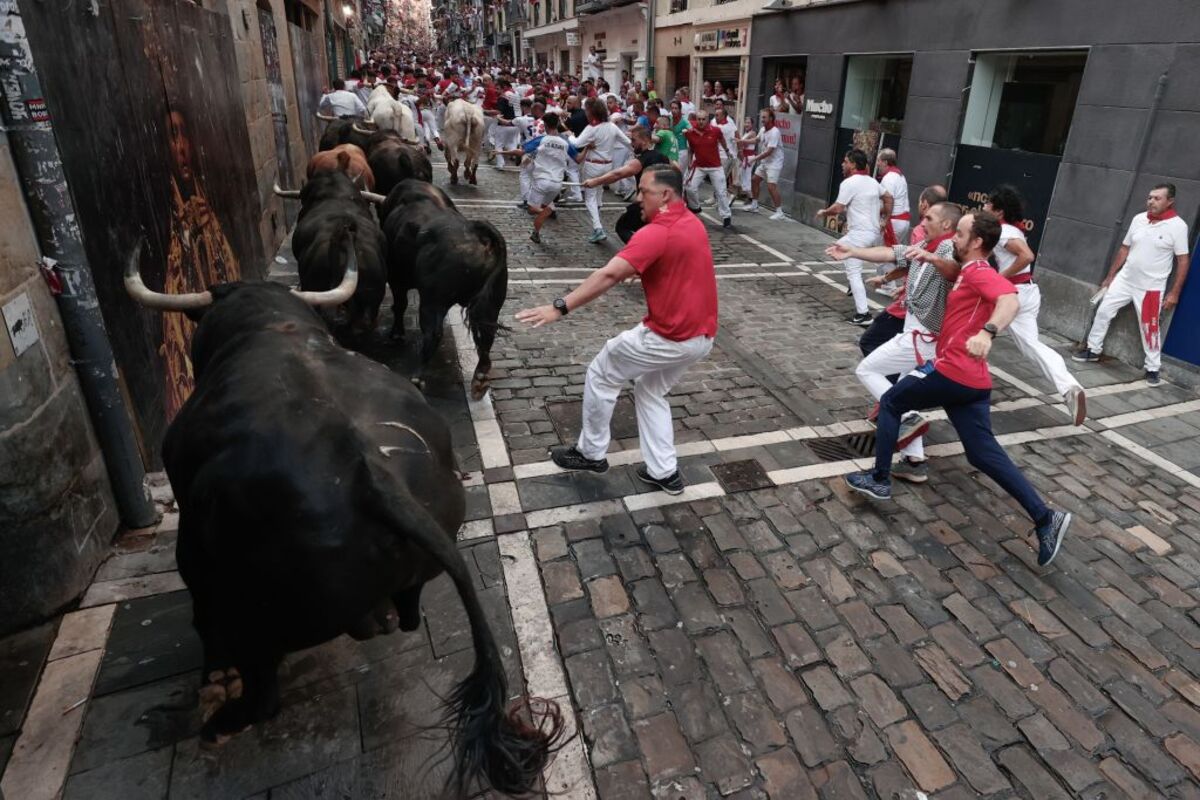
[
  {"xmin": 845, "ymin": 470, "xmax": 891, "ymax": 500},
  {"xmin": 1035, "ymin": 510, "xmax": 1071, "ymax": 566}
]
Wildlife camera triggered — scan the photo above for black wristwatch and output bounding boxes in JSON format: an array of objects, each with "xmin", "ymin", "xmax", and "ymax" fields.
[
  {"xmin": 553, "ymin": 297, "xmax": 569, "ymax": 316},
  {"xmin": 983, "ymin": 323, "xmax": 999, "ymax": 338}
]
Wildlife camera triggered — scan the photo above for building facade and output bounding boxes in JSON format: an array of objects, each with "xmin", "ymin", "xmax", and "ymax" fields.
[{"xmin": 747, "ymin": 0, "xmax": 1200, "ymax": 375}]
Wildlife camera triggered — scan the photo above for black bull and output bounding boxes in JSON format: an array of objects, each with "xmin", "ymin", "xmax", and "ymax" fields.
[
  {"xmin": 125, "ymin": 249, "xmax": 559, "ymax": 795},
  {"xmin": 366, "ymin": 129, "xmax": 433, "ymax": 196},
  {"xmin": 287, "ymin": 171, "xmax": 388, "ymax": 334},
  {"xmin": 382, "ymin": 180, "xmax": 507, "ymax": 399}
]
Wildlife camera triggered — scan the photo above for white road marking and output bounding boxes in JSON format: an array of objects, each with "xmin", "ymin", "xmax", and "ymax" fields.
[{"xmin": 447, "ymin": 314, "xmax": 511, "ymax": 469}]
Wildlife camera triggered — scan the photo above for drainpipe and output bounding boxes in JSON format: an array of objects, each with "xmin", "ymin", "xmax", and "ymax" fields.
[
  {"xmin": 1103, "ymin": 70, "xmax": 1169, "ymax": 268},
  {"xmin": 644, "ymin": 0, "xmax": 655, "ymax": 81},
  {"xmin": 0, "ymin": 1, "xmax": 157, "ymax": 528}
]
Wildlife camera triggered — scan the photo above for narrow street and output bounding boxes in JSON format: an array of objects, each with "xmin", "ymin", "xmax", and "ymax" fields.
[{"xmin": 5, "ymin": 158, "xmax": 1200, "ymax": 800}]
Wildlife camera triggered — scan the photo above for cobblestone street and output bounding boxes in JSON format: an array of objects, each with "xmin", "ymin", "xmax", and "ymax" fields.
[{"xmin": 7, "ymin": 160, "xmax": 1200, "ymax": 800}]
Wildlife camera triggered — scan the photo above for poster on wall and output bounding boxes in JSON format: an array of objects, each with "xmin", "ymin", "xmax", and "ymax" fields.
[
  {"xmin": 949, "ymin": 144, "xmax": 1060, "ymax": 252},
  {"xmin": 20, "ymin": 0, "xmax": 264, "ymax": 461},
  {"xmin": 775, "ymin": 111, "xmax": 803, "ymax": 192}
]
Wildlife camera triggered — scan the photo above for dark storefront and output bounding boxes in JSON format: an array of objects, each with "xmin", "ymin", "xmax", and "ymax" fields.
[{"xmin": 747, "ymin": 0, "xmax": 1200, "ymax": 371}]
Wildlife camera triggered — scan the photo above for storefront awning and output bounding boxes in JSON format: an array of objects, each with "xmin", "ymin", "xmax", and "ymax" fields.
[{"xmin": 521, "ymin": 16, "xmax": 580, "ymax": 38}]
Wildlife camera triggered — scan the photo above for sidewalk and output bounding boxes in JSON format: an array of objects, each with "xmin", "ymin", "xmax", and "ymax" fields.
[{"xmin": 4, "ymin": 161, "xmax": 1200, "ymax": 799}]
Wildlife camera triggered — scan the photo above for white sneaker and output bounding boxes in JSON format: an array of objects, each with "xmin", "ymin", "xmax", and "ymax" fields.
[
  {"xmin": 769, "ymin": 209, "xmax": 786, "ymax": 221},
  {"xmin": 740, "ymin": 201, "xmax": 759, "ymax": 212}
]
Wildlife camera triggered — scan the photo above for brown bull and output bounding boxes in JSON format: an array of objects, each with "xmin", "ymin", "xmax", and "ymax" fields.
[{"xmin": 307, "ymin": 144, "xmax": 375, "ymax": 190}]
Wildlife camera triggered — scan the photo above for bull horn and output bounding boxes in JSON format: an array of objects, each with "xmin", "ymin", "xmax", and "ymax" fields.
[
  {"xmin": 273, "ymin": 182, "xmax": 301, "ymax": 199},
  {"xmin": 402, "ymin": 138, "xmax": 420, "ymax": 146},
  {"xmin": 315, "ymin": 111, "xmax": 337, "ymax": 121},
  {"xmin": 360, "ymin": 191, "xmax": 387, "ymax": 204},
  {"xmin": 124, "ymin": 239, "xmax": 213, "ymax": 311},
  {"xmin": 292, "ymin": 235, "xmax": 358, "ymax": 307},
  {"xmin": 352, "ymin": 123, "xmax": 376, "ymax": 135}
]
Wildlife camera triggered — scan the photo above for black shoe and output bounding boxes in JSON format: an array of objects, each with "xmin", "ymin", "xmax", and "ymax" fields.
[
  {"xmin": 530, "ymin": 230, "xmax": 541, "ymax": 243},
  {"xmin": 687, "ymin": 206, "xmax": 703, "ymax": 215},
  {"xmin": 1071, "ymin": 347, "xmax": 1100, "ymax": 362},
  {"xmin": 550, "ymin": 445, "xmax": 608, "ymax": 473},
  {"xmin": 635, "ymin": 465, "xmax": 684, "ymax": 495},
  {"xmin": 1145, "ymin": 370, "xmax": 1161, "ymax": 386},
  {"xmin": 848, "ymin": 313, "xmax": 873, "ymax": 327},
  {"xmin": 1035, "ymin": 511, "xmax": 1071, "ymax": 566},
  {"xmin": 722, "ymin": 217, "xmax": 732, "ymax": 228}
]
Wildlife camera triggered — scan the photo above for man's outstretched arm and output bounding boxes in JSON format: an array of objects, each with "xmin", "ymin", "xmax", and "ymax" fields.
[{"xmin": 515, "ymin": 256, "xmax": 638, "ymax": 326}]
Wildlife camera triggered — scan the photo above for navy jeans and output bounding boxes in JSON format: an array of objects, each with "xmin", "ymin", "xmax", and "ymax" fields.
[{"xmin": 875, "ymin": 368, "xmax": 1051, "ymax": 525}]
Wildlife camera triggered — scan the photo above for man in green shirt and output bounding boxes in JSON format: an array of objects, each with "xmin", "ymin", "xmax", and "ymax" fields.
[
  {"xmin": 669, "ymin": 100, "xmax": 691, "ymax": 174},
  {"xmin": 653, "ymin": 116, "xmax": 679, "ymax": 165}
]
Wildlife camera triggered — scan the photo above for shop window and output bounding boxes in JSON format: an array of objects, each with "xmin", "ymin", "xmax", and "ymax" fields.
[
  {"xmin": 961, "ymin": 51, "xmax": 1086, "ymax": 156},
  {"xmin": 839, "ymin": 55, "xmax": 911, "ymax": 135},
  {"xmin": 670, "ymin": 0, "xmax": 687, "ymax": 12},
  {"xmin": 763, "ymin": 58, "xmax": 806, "ymax": 115}
]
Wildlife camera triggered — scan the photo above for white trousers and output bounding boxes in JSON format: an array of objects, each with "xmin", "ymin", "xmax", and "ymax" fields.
[
  {"xmin": 678, "ymin": 149, "xmax": 690, "ymax": 175},
  {"xmin": 1087, "ymin": 274, "xmax": 1165, "ymax": 371},
  {"xmin": 1008, "ymin": 284, "xmax": 1083, "ymax": 396},
  {"xmin": 565, "ymin": 158, "xmax": 583, "ymax": 201},
  {"xmin": 889, "ymin": 219, "xmax": 911, "ymax": 247},
  {"xmin": 856, "ymin": 329, "xmax": 936, "ymax": 459},
  {"xmin": 519, "ymin": 159, "xmax": 533, "ymax": 202},
  {"xmin": 582, "ymin": 161, "xmax": 608, "ymax": 230},
  {"xmin": 612, "ymin": 147, "xmax": 635, "ymax": 196},
  {"xmin": 687, "ymin": 166, "xmax": 731, "ymax": 218},
  {"xmin": 492, "ymin": 126, "xmax": 520, "ymax": 166},
  {"xmin": 839, "ymin": 229, "xmax": 881, "ymax": 315},
  {"xmin": 578, "ymin": 324, "xmax": 714, "ymax": 479},
  {"xmin": 739, "ymin": 158, "xmax": 753, "ymax": 193}
]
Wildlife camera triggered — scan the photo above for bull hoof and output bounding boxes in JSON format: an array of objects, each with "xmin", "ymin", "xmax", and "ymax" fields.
[
  {"xmin": 468, "ymin": 175, "xmax": 477, "ymax": 186},
  {"xmin": 470, "ymin": 374, "xmax": 489, "ymax": 400},
  {"xmin": 389, "ymin": 329, "xmax": 405, "ymax": 343},
  {"xmin": 198, "ymin": 682, "xmax": 227, "ymax": 723},
  {"xmin": 449, "ymin": 175, "xmax": 458, "ymax": 185}
]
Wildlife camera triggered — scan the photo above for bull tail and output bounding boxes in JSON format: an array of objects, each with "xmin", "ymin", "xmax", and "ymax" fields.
[
  {"xmin": 366, "ymin": 471, "xmax": 562, "ymax": 795},
  {"xmin": 463, "ymin": 221, "xmax": 510, "ymax": 341}
]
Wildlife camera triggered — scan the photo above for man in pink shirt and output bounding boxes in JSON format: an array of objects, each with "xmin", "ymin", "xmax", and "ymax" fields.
[{"xmin": 516, "ymin": 165, "xmax": 717, "ymax": 494}]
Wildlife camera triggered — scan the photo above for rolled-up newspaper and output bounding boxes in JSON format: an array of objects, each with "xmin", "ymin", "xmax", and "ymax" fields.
[{"xmin": 1090, "ymin": 286, "xmax": 1107, "ymax": 305}]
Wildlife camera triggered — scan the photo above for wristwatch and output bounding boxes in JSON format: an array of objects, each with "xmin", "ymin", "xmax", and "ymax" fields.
[
  {"xmin": 982, "ymin": 323, "xmax": 999, "ymax": 338},
  {"xmin": 553, "ymin": 297, "xmax": 569, "ymax": 316}
]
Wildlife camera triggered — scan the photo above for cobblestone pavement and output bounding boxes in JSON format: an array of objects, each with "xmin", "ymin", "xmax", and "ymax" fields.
[{"xmin": 5, "ymin": 158, "xmax": 1200, "ymax": 800}]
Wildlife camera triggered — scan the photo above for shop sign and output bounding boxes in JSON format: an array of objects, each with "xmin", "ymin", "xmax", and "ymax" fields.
[
  {"xmin": 805, "ymin": 97, "xmax": 834, "ymax": 120},
  {"xmin": 693, "ymin": 28, "xmax": 745, "ymax": 52},
  {"xmin": 949, "ymin": 143, "xmax": 1060, "ymax": 251},
  {"xmin": 566, "ymin": 31, "xmax": 580, "ymax": 45}
]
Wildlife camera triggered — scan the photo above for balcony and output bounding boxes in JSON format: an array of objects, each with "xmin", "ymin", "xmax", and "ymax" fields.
[{"xmin": 574, "ymin": 0, "xmax": 640, "ymax": 15}]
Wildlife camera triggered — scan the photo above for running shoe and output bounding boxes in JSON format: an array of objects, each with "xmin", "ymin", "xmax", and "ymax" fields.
[
  {"xmin": 848, "ymin": 313, "xmax": 873, "ymax": 327},
  {"xmin": 550, "ymin": 445, "xmax": 609, "ymax": 473},
  {"xmin": 1065, "ymin": 385, "xmax": 1087, "ymax": 426},
  {"xmin": 739, "ymin": 201, "xmax": 759, "ymax": 212},
  {"xmin": 845, "ymin": 471, "xmax": 892, "ymax": 500},
  {"xmin": 1071, "ymin": 347, "xmax": 1100, "ymax": 362},
  {"xmin": 1035, "ymin": 510, "xmax": 1071, "ymax": 566},
  {"xmin": 1146, "ymin": 370, "xmax": 1161, "ymax": 386},
  {"xmin": 723, "ymin": 217, "xmax": 732, "ymax": 228},
  {"xmin": 635, "ymin": 466, "xmax": 685, "ymax": 495},
  {"xmin": 891, "ymin": 457, "xmax": 929, "ymax": 484},
  {"xmin": 769, "ymin": 209, "xmax": 786, "ymax": 221},
  {"xmin": 588, "ymin": 228, "xmax": 608, "ymax": 244},
  {"xmin": 896, "ymin": 412, "xmax": 929, "ymax": 451},
  {"xmin": 529, "ymin": 230, "xmax": 541, "ymax": 244}
]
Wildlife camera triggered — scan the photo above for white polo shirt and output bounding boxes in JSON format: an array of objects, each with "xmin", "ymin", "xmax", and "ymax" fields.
[
  {"xmin": 836, "ymin": 173, "xmax": 885, "ymax": 237},
  {"xmin": 995, "ymin": 223, "xmax": 1031, "ymax": 278},
  {"xmin": 880, "ymin": 170, "xmax": 909, "ymax": 218},
  {"xmin": 1121, "ymin": 212, "xmax": 1190, "ymax": 289},
  {"xmin": 758, "ymin": 126, "xmax": 783, "ymax": 169}
]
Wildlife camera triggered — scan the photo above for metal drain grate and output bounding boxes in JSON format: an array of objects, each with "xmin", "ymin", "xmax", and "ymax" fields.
[{"xmin": 806, "ymin": 432, "xmax": 877, "ymax": 463}]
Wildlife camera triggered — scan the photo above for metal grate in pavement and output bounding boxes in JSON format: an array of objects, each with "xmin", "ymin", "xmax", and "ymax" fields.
[
  {"xmin": 807, "ymin": 432, "xmax": 877, "ymax": 462},
  {"xmin": 711, "ymin": 459, "xmax": 775, "ymax": 493}
]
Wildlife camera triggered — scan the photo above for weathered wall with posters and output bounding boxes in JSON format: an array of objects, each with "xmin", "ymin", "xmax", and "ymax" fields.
[
  {"xmin": 0, "ymin": 124, "xmax": 115, "ymax": 634},
  {"xmin": 222, "ymin": 0, "xmax": 321, "ymax": 247},
  {"xmin": 20, "ymin": 0, "xmax": 265, "ymax": 459}
]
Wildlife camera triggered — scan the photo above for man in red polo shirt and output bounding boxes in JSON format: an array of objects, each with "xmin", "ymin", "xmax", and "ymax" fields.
[
  {"xmin": 844, "ymin": 210, "xmax": 1072, "ymax": 568},
  {"xmin": 516, "ymin": 164, "xmax": 717, "ymax": 494},
  {"xmin": 682, "ymin": 109, "xmax": 734, "ymax": 227}
]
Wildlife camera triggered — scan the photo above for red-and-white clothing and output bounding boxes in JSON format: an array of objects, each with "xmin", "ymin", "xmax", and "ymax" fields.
[
  {"xmin": 879, "ymin": 167, "xmax": 910, "ymax": 246},
  {"xmin": 1086, "ymin": 210, "xmax": 1189, "ymax": 372},
  {"xmin": 935, "ymin": 260, "xmax": 1017, "ymax": 389}
]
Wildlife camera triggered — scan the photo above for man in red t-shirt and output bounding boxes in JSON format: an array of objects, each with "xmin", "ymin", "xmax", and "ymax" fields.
[
  {"xmin": 682, "ymin": 109, "xmax": 734, "ymax": 226},
  {"xmin": 516, "ymin": 165, "xmax": 717, "ymax": 494},
  {"xmin": 844, "ymin": 210, "xmax": 1072, "ymax": 567}
]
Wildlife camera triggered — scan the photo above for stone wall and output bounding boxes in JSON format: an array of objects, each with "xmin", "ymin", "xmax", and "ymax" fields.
[
  {"xmin": 0, "ymin": 133, "xmax": 116, "ymax": 636},
  {"xmin": 223, "ymin": 0, "xmax": 316, "ymax": 262}
]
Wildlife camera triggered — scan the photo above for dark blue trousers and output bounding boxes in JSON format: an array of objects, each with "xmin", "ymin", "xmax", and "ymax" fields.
[{"xmin": 875, "ymin": 368, "xmax": 1051, "ymax": 525}]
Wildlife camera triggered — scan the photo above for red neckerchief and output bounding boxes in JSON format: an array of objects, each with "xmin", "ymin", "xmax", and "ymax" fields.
[
  {"xmin": 879, "ymin": 166, "xmax": 902, "ymax": 182},
  {"xmin": 1148, "ymin": 208, "xmax": 1179, "ymax": 222},
  {"xmin": 924, "ymin": 231, "xmax": 954, "ymax": 252}
]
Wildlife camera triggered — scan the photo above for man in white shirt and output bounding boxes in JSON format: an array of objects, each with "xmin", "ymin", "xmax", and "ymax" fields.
[
  {"xmin": 984, "ymin": 185, "xmax": 1086, "ymax": 424},
  {"xmin": 499, "ymin": 113, "xmax": 579, "ymax": 244},
  {"xmin": 817, "ymin": 148, "xmax": 892, "ymax": 326},
  {"xmin": 739, "ymin": 109, "xmax": 787, "ymax": 220},
  {"xmin": 713, "ymin": 101, "xmax": 738, "ymax": 198},
  {"xmin": 570, "ymin": 97, "xmax": 632, "ymax": 244},
  {"xmin": 318, "ymin": 80, "xmax": 368, "ymax": 118},
  {"xmin": 585, "ymin": 47, "xmax": 603, "ymax": 82},
  {"xmin": 607, "ymin": 96, "xmax": 636, "ymax": 199},
  {"xmin": 877, "ymin": 149, "xmax": 911, "ymax": 245},
  {"xmin": 1075, "ymin": 183, "xmax": 1191, "ymax": 385},
  {"xmin": 678, "ymin": 87, "xmax": 696, "ymax": 117}
]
